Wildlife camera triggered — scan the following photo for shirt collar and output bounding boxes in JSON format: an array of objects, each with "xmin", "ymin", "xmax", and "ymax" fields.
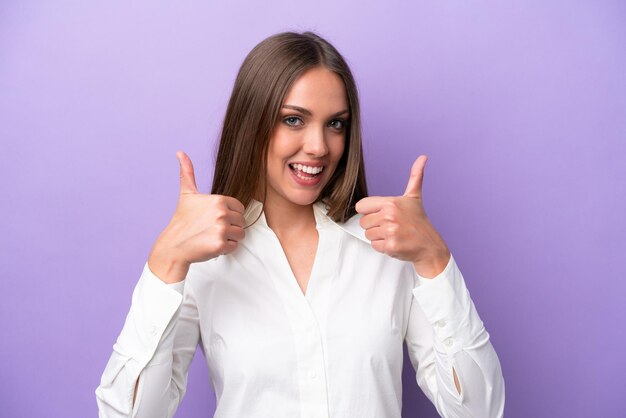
[
  {"xmin": 243, "ymin": 198, "xmax": 370, "ymax": 245},
  {"xmin": 243, "ymin": 199, "xmax": 264, "ymax": 227}
]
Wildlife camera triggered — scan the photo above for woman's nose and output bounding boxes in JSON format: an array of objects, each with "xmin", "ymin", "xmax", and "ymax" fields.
[{"xmin": 303, "ymin": 125, "xmax": 328, "ymax": 156}]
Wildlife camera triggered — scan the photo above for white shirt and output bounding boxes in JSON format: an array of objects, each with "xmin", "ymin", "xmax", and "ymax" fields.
[{"xmin": 96, "ymin": 199, "xmax": 505, "ymax": 418}]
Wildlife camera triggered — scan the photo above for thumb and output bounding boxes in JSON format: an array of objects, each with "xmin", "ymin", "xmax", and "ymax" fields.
[
  {"xmin": 403, "ymin": 155, "xmax": 427, "ymax": 198},
  {"xmin": 177, "ymin": 150, "xmax": 198, "ymax": 194}
]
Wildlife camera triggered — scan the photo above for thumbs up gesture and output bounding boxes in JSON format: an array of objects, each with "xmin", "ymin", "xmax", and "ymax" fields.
[
  {"xmin": 147, "ymin": 151, "xmax": 246, "ymax": 284},
  {"xmin": 355, "ymin": 156, "xmax": 451, "ymax": 279}
]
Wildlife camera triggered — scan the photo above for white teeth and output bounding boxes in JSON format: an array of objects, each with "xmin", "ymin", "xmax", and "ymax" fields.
[
  {"xmin": 295, "ymin": 171, "xmax": 313, "ymax": 180},
  {"xmin": 291, "ymin": 164, "xmax": 323, "ymax": 175}
]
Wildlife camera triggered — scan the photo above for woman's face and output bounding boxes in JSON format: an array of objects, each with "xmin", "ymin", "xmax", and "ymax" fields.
[{"xmin": 263, "ymin": 66, "xmax": 348, "ymax": 209}]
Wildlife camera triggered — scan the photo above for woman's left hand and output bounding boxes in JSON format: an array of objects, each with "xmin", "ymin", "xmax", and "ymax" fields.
[{"xmin": 355, "ymin": 155, "xmax": 451, "ymax": 279}]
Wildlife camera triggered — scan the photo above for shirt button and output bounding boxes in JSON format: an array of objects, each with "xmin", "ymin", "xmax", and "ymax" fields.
[
  {"xmin": 309, "ymin": 370, "xmax": 317, "ymax": 379},
  {"xmin": 444, "ymin": 338, "xmax": 453, "ymax": 347},
  {"xmin": 437, "ymin": 320, "xmax": 447, "ymax": 328},
  {"xmin": 150, "ymin": 326, "xmax": 158, "ymax": 336}
]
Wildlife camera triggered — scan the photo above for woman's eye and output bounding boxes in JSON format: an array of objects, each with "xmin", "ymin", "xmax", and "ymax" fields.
[
  {"xmin": 329, "ymin": 119, "xmax": 346, "ymax": 130},
  {"xmin": 283, "ymin": 116, "xmax": 303, "ymax": 127}
]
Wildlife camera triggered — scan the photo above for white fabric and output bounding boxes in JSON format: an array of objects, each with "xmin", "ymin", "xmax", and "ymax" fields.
[{"xmin": 96, "ymin": 199, "xmax": 505, "ymax": 418}]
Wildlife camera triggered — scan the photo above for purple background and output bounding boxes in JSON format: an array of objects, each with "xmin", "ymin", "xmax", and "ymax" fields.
[{"xmin": 1, "ymin": 1, "xmax": 624, "ymax": 417}]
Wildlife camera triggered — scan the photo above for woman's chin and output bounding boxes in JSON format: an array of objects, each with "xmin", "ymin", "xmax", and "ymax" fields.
[{"xmin": 286, "ymin": 192, "xmax": 321, "ymax": 207}]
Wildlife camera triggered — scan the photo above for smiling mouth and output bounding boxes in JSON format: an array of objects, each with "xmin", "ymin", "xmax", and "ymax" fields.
[{"xmin": 288, "ymin": 163, "xmax": 325, "ymax": 179}]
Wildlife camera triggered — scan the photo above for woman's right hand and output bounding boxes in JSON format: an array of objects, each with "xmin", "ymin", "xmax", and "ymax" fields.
[{"xmin": 147, "ymin": 150, "xmax": 246, "ymax": 284}]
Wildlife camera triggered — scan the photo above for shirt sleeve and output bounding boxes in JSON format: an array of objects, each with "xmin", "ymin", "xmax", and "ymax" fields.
[
  {"xmin": 404, "ymin": 253, "xmax": 505, "ymax": 418},
  {"xmin": 95, "ymin": 262, "xmax": 201, "ymax": 418}
]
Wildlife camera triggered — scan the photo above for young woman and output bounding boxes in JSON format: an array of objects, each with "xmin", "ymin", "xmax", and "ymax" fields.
[{"xmin": 96, "ymin": 31, "xmax": 505, "ymax": 417}]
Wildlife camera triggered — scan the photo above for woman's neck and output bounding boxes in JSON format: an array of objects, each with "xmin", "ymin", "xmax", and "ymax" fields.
[{"xmin": 262, "ymin": 198, "xmax": 317, "ymax": 236}]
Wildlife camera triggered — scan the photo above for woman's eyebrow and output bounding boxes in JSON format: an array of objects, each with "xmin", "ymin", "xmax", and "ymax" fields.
[
  {"xmin": 330, "ymin": 109, "xmax": 350, "ymax": 118},
  {"xmin": 282, "ymin": 104, "xmax": 311, "ymax": 116},
  {"xmin": 282, "ymin": 104, "xmax": 349, "ymax": 118}
]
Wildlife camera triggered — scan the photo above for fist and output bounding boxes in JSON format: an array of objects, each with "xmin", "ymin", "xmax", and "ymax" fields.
[
  {"xmin": 355, "ymin": 155, "xmax": 450, "ymax": 278},
  {"xmin": 148, "ymin": 151, "xmax": 246, "ymax": 283}
]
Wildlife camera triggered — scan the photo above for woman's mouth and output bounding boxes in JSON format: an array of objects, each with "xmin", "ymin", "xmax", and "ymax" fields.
[
  {"xmin": 288, "ymin": 163, "xmax": 325, "ymax": 185},
  {"xmin": 289, "ymin": 163, "xmax": 324, "ymax": 179}
]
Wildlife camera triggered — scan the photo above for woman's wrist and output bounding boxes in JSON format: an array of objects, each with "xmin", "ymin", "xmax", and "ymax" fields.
[
  {"xmin": 147, "ymin": 248, "xmax": 190, "ymax": 284},
  {"xmin": 412, "ymin": 248, "xmax": 451, "ymax": 279}
]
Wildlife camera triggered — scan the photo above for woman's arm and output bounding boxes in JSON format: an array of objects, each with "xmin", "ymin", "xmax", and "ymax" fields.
[
  {"xmin": 404, "ymin": 254, "xmax": 505, "ymax": 418},
  {"xmin": 95, "ymin": 262, "xmax": 200, "ymax": 418},
  {"xmin": 354, "ymin": 156, "xmax": 504, "ymax": 415},
  {"xmin": 95, "ymin": 151, "xmax": 244, "ymax": 416}
]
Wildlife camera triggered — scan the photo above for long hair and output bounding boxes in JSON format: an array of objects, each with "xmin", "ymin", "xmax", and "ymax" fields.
[{"xmin": 211, "ymin": 31, "xmax": 368, "ymax": 223}]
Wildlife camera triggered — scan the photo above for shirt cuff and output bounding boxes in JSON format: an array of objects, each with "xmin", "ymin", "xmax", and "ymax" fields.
[
  {"xmin": 143, "ymin": 261, "xmax": 186, "ymax": 295},
  {"xmin": 411, "ymin": 254, "xmax": 485, "ymax": 355},
  {"xmin": 113, "ymin": 262, "xmax": 185, "ymax": 365}
]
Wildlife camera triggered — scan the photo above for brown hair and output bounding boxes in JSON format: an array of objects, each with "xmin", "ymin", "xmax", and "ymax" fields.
[{"xmin": 211, "ymin": 31, "xmax": 368, "ymax": 223}]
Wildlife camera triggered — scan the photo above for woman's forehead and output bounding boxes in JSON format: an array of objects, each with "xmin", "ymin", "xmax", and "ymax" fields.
[{"xmin": 282, "ymin": 67, "xmax": 348, "ymax": 114}]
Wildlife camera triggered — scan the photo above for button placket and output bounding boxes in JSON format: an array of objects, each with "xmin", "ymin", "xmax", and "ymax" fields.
[
  {"xmin": 255, "ymin": 207, "xmax": 332, "ymax": 417},
  {"xmin": 290, "ymin": 308, "xmax": 329, "ymax": 417}
]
